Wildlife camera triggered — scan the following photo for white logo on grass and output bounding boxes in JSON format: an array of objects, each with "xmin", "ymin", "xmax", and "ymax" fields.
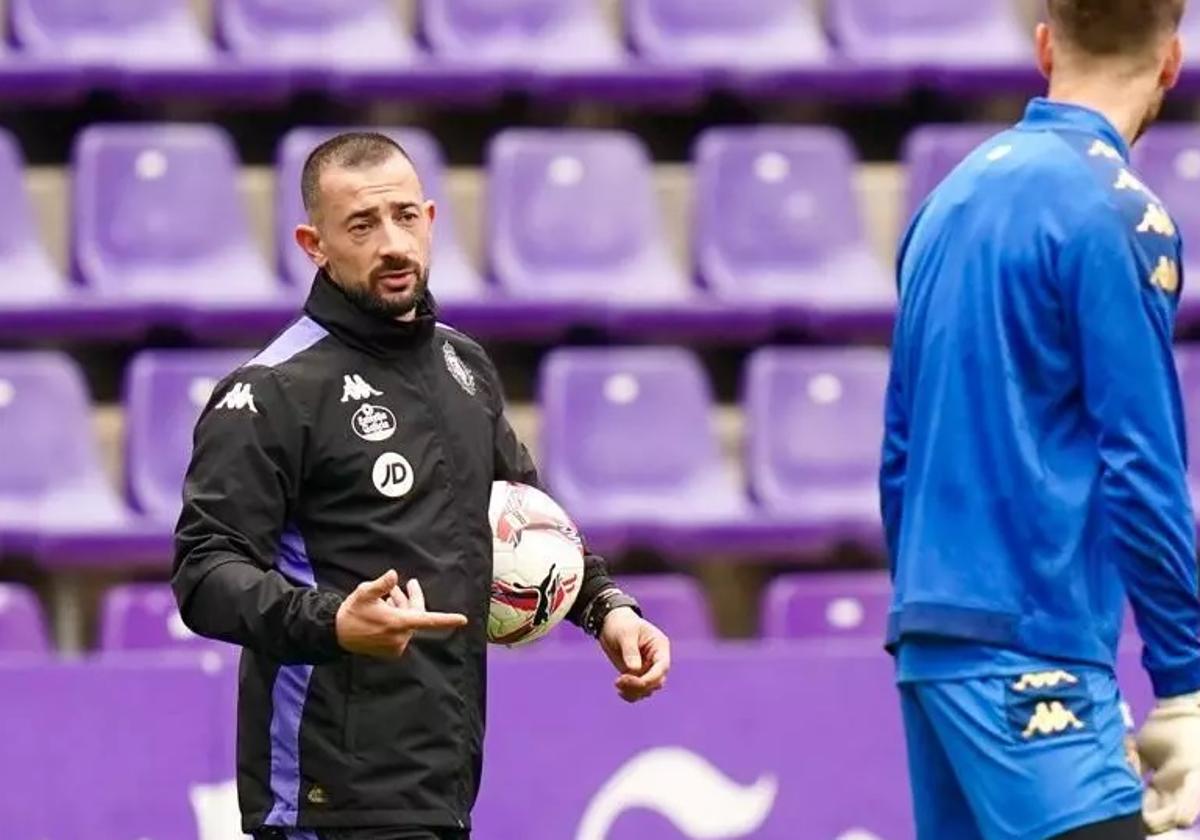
[
  {"xmin": 341, "ymin": 374, "xmax": 382, "ymax": 403},
  {"xmin": 576, "ymin": 747, "xmax": 777, "ymax": 840},
  {"xmin": 373, "ymin": 452, "xmax": 414, "ymax": 498},
  {"xmin": 215, "ymin": 383, "xmax": 257, "ymax": 413}
]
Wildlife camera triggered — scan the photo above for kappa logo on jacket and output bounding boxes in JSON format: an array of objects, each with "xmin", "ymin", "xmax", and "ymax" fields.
[
  {"xmin": 341, "ymin": 374, "xmax": 383, "ymax": 403},
  {"xmin": 215, "ymin": 382, "xmax": 257, "ymax": 413}
]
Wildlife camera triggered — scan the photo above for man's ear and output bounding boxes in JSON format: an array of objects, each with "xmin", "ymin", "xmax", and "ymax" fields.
[
  {"xmin": 295, "ymin": 224, "xmax": 326, "ymax": 269},
  {"xmin": 1035, "ymin": 22, "xmax": 1054, "ymax": 81}
]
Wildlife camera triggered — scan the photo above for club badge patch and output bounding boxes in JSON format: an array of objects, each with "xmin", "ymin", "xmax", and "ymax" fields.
[
  {"xmin": 352, "ymin": 403, "xmax": 397, "ymax": 443},
  {"xmin": 443, "ymin": 341, "xmax": 477, "ymax": 396}
]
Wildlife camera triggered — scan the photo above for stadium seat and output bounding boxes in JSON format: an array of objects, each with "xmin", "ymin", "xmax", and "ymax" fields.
[
  {"xmin": 545, "ymin": 574, "xmax": 714, "ymax": 644},
  {"xmin": 72, "ymin": 123, "xmax": 288, "ymax": 332},
  {"xmin": 743, "ymin": 347, "xmax": 888, "ymax": 549},
  {"xmin": 538, "ymin": 347, "xmax": 746, "ymax": 552},
  {"xmin": 10, "ymin": 0, "xmax": 212, "ymax": 65},
  {"xmin": 0, "ymin": 129, "xmax": 67, "ymax": 306},
  {"xmin": 98, "ymin": 582, "xmax": 229, "ymax": 652},
  {"xmin": 1131, "ymin": 126, "xmax": 1200, "ymax": 327},
  {"xmin": 693, "ymin": 126, "xmax": 892, "ymax": 336},
  {"xmin": 828, "ymin": 0, "xmax": 1027, "ymax": 62},
  {"xmin": 487, "ymin": 130, "xmax": 692, "ymax": 332},
  {"xmin": 902, "ymin": 123, "xmax": 1006, "ymax": 222},
  {"xmin": 123, "ymin": 350, "xmax": 250, "ymax": 522},
  {"xmin": 627, "ymin": 0, "xmax": 827, "ymax": 69},
  {"xmin": 0, "ymin": 583, "xmax": 51, "ymax": 653},
  {"xmin": 217, "ymin": 0, "xmax": 413, "ymax": 68},
  {"xmin": 0, "ymin": 352, "xmax": 129, "ymax": 553},
  {"xmin": 422, "ymin": 0, "xmax": 622, "ymax": 69},
  {"xmin": 760, "ymin": 571, "xmax": 891, "ymax": 640},
  {"xmin": 276, "ymin": 127, "xmax": 482, "ymax": 301}
]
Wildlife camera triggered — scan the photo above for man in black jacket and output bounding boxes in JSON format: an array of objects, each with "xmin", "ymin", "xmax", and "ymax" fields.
[{"xmin": 172, "ymin": 132, "xmax": 671, "ymax": 840}]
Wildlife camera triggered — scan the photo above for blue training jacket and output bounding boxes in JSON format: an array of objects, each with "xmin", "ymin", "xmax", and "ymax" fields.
[{"xmin": 882, "ymin": 97, "xmax": 1200, "ymax": 698}]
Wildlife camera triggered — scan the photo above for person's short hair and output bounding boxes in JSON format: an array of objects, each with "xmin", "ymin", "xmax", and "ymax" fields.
[
  {"xmin": 300, "ymin": 131, "xmax": 413, "ymax": 216},
  {"xmin": 1047, "ymin": 0, "xmax": 1185, "ymax": 57}
]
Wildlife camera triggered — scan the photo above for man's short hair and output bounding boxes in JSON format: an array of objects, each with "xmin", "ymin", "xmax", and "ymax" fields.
[
  {"xmin": 1047, "ymin": 0, "xmax": 1185, "ymax": 57},
  {"xmin": 300, "ymin": 131, "xmax": 413, "ymax": 216}
]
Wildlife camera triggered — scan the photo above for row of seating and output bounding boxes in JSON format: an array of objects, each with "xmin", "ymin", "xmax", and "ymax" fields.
[
  {"xmin": 0, "ymin": 573, "xmax": 891, "ymax": 653},
  {"xmin": 7, "ymin": 121, "xmax": 1200, "ymax": 341},
  {"xmin": 0, "ymin": 0, "xmax": 1112, "ymax": 102},
  {"xmin": 0, "ymin": 344, "xmax": 887, "ymax": 564},
  {"xmin": 9, "ymin": 343, "xmax": 1200, "ymax": 566}
]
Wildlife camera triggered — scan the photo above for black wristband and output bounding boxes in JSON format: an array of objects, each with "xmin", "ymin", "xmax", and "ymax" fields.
[{"xmin": 581, "ymin": 587, "xmax": 642, "ymax": 638}]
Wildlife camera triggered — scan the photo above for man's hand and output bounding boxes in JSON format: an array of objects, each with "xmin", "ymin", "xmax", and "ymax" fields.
[
  {"xmin": 598, "ymin": 607, "xmax": 670, "ymax": 703},
  {"xmin": 1138, "ymin": 691, "xmax": 1200, "ymax": 834},
  {"xmin": 335, "ymin": 570, "xmax": 467, "ymax": 658}
]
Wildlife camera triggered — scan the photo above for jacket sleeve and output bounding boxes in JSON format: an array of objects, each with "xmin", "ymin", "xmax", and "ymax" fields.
[
  {"xmin": 483, "ymin": 360, "xmax": 619, "ymax": 626},
  {"xmin": 172, "ymin": 367, "xmax": 345, "ymax": 664},
  {"xmin": 1062, "ymin": 200, "xmax": 1200, "ymax": 698}
]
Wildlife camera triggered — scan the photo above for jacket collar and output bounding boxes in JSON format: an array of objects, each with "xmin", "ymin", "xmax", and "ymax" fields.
[
  {"xmin": 303, "ymin": 271, "xmax": 437, "ymax": 359},
  {"xmin": 1017, "ymin": 97, "xmax": 1131, "ymax": 163}
]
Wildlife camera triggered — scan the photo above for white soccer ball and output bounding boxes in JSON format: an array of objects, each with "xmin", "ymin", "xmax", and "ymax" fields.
[{"xmin": 487, "ymin": 481, "xmax": 585, "ymax": 647}]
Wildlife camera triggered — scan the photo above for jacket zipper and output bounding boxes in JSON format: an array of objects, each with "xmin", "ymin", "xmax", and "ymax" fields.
[{"xmin": 411, "ymin": 347, "xmax": 478, "ymax": 822}]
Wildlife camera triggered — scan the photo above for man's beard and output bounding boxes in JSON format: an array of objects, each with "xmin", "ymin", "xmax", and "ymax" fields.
[{"xmin": 335, "ymin": 262, "xmax": 431, "ymax": 321}]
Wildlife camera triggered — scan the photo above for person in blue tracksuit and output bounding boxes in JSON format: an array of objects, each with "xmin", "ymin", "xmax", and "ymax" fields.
[{"xmin": 882, "ymin": 2, "xmax": 1200, "ymax": 838}]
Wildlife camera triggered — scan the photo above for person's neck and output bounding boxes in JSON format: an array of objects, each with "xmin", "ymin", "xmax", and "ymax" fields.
[{"xmin": 1047, "ymin": 74, "xmax": 1157, "ymax": 147}]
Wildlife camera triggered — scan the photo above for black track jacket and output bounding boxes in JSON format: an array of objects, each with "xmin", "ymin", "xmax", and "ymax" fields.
[{"xmin": 172, "ymin": 273, "xmax": 616, "ymax": 832}]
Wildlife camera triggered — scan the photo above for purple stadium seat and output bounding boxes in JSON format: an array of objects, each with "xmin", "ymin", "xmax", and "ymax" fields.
[
  {"xmin": 0, "ymin": 129, "xmax": 65, "ymax": 305},
  {"xmin": 544, "ymin": 574, "xmax": 714, "ymax": 645},
  {"xmin": 488, "ymin": 130, "xmax": 690, "ymax": 329},
  {"xmin": 99, "ymin": 583, "xmax": 230, "ymax": 652},
  {"xmin": 761, "ymin": 571, "xmax": 891, "ymax": 640},
  {"xmin": 72, "ymin": 124, "xmax": 289, "ymax": 331},
  {"xmin": 627, "ymin": 0, "xmax": 826, "ymax": 69},
  {"xmin": 0, "ymin": 352, "xmax": 127, "ymax": 549},
  {"xmin": 693, "ymin": 127, "xmax": 892, "ymax": 335},
  {"xmin": 744, "ymin": 347, "xmax": 888, "ymax": 548},
  {"xmin": 538, "ymin": 348, "xmax": 746, "ymax": 551},
  {"xmin": 828, "ymin": 0, "xmax": 1028, "ymax": 65},
  {"xmin": 1131, "ymin": 127, "xmax": 1200, "ymax": 327},
  {"xmin": 276, "ymin": 127, "xmax": 481, "ymax": 300},
  {"xmin": 422, "ymin": 0, "xmax": 621, "ymax": 69},
  {"xmin": 218, "ymin": 0, "xmax": 413, "ymax": 68},
  {"xmin": 10, "ymin": 0, "xmax": 212, "ymax": 65},
  {"xmin": 124, "ymin": 350, "xmax": 250, "ymax": 522},
  {"xmin": 0, "ymin": 584, "xmax": 50, "ymax": 653},
  {"xmin": 902, "ymin": 123, "xmax": 1006, "ymax": 223}
]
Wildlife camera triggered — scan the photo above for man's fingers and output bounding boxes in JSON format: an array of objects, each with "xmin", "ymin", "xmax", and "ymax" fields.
[
  {"xmin": 360, "ymin": 569, "xmax": 399, "ymax": 600},
  {"xmin": 388, "ymin": 586, "xmax": 409, "ymax": 609},
  {"xmin": 619, "ymin": 633, "xmax": 643, "ymax": 674},
  {"xmin": 399, "ymin": 611, "xmax": 469, "ymax": 631},
  {"xmin": 1144, "ymin": 784, "xmax": 1178, "ymax": 834},
  {"xmin": 1173, "ymin": 770, "xmax": 1200, "ymax": 827},
  {"xmin": 637, "ymin": 656, "xmax": 669, "ymax": 689},
  {"xmin": 406, "ymin": 578, "xmax": 426, "ymax": 612}
]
